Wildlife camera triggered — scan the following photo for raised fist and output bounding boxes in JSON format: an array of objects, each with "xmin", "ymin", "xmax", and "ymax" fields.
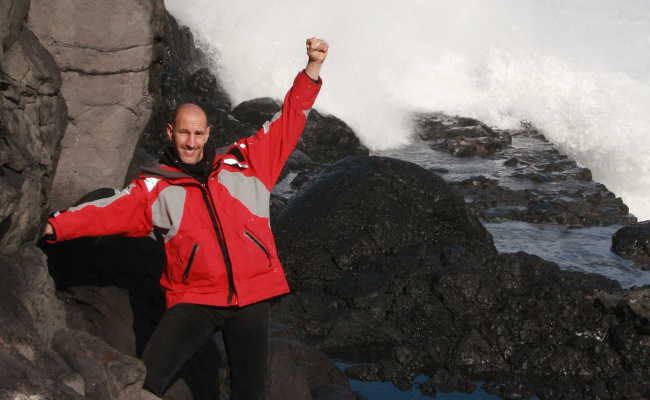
[{"xmin": 306, "ymin": 37, "xmax": 329, "ymax": 64}]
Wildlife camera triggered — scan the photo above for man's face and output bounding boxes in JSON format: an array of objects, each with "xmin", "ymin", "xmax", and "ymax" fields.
[{"xmin": 166, "ymin": 104, "xmax": 210, "ymax": 165}]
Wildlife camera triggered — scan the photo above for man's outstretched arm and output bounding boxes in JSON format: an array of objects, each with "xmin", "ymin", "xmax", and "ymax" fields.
[
  {"xmin": 238, "ymin": 37, "xmax": 329, "ymax": 188},
  {"xmin": 43, "ymin": 181, "xmax": 152, "ymax": 242}
]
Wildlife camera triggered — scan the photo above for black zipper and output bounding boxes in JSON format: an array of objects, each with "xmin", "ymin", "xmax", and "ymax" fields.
[
  {"xmin": 196, "ymin": 182, "xmax": 238, "ymax": 304},
  {"xmin": 182, "ymin": 244, "xmax": 199, "ymax": 282},
  {"xmin": 244, "ymin": 231, "xmax": 271, "ymax": 261}
]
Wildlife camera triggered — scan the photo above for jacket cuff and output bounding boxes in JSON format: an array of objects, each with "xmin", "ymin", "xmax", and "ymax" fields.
[
  {"xmin": 302, "ymin": 69, "xmax": 322, "ymax": 84},
  {"xmin": 46, "ymin": 216, "xmax": 62, "ymax": 243},
  {"xmin": 293, "ymin": 70, "xmax": 322, "ymax": 110}
]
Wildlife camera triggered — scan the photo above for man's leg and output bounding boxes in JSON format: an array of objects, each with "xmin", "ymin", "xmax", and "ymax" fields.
[
  {"xmin": 222, "ymin": 301, "xmax": 270, "ymax": 400},
  {"xmin": 142, "ymin": 303, "xmax": 224, "ymax": 397}
]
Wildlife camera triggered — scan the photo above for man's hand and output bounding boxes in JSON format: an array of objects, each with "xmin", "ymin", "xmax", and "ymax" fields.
[
  {"xmin": 43, "ymin": 222, "xmax": 54, "ymax": 237},
  {"xmin": 305, "ymin": 37, "xmax": 328, "ymax": 80},
  {"xmin": 306, "ymin": 37, "xmax": 328, "ymax": 64}
]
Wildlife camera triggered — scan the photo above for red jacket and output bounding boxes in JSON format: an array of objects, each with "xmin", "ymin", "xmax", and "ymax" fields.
[{"xmin": 48, "ymin": 70, "xmax": 322, "ymax": 308}]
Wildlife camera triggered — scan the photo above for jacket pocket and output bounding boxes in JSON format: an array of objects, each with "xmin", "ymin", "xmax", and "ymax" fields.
[
  {"xmin": 182, "ymin": 243, "xmax": 200, "ymax": 283},
  {"xmin": 244, "ymin": 230, "xmax": 271, "ymax": 266}
]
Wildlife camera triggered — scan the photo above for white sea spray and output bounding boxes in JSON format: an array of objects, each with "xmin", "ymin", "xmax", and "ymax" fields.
[{"xmin": 165, "ymin": 0, "xmax": 650, "ymax": 219}]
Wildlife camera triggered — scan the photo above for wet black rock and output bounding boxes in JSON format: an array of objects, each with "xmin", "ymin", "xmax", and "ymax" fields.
[
  {"xmin": 414, "ymin": 113, "xmax": 512, "ymax": 157},
  {"xmin": 454, "ymin": 176, "xmax": 635, "ymax": 226},
  {"xmin": 424, "ymin": 124, "xmax": 638, "ymax": 226},
  {"xmin": 612, "ymin": 221, "xmax": 650, "ymax": 269}
]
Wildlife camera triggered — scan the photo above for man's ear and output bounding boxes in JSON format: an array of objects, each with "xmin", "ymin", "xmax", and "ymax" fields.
[
  {"xmin": 206, "ymin": 124, "xmax": 211, "ymax": 138},
  {"xmin": 166, "ymin": 123, "xmax": 174, "ymax": 141}
]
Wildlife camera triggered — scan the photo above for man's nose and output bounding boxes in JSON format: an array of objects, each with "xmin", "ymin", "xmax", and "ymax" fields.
[{"xmin": 187, "ymin": 134, "xmax": 197, "ymax": 148}]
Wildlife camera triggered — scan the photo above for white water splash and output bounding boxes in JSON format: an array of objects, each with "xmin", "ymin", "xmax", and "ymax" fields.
[{"xmin": 165, "ymin": 0, "xmax": 650, "ymax": 220}]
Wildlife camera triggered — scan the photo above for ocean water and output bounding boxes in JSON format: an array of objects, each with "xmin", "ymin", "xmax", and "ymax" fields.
[
  {"xmin": 335, "ymin": 363, "xmax": 539, "ymax": 400},
  {"xmin": 166, "ymin": 0, "xmax": 650, "ymax": 220}
]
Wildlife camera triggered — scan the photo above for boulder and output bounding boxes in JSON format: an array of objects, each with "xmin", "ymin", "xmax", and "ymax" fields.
[
  {"xmin": 28, "ymin": 0, "xmax": 166, "ymax": 210},
  {"xmin": 267, "ymin": 337, "xmax": 354, "ymax": 400},
  {"xmin": 232, "ymin": 97, "xmax": 282, "ymax": 128},
  {"xmin": 300, "ymin": 109, "xmax": 368, "ymax": 163},
  {"xmin": 233, "ymin": 98, "xmax": 368, "ymax": 163},
  {"xmin": 0, "ymin": 245, "xmax": 82, "ymax": 398},
  {"xmin": 612, "ymin": 221, "xmax": 650, "ymax": 269},
  {"xmin": 53, "ymin": 329, "xmax": 146, "ymax": 400},
  {"xmin": 274, "ymin": 156, "xmax": 496, "ymax": 294}
]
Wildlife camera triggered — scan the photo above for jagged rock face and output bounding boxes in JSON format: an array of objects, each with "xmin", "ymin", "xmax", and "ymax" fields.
[
  {"xmin": 0, "ymin": 0, "xmax": 31, "ymax": 58},
  {"xmin": 1, "ymin": 1, "xmax": 153, "ymax": 398},
  {"xmin": 28, "ymin": 0, "xmax": 165, "ymax": 210},
  {"xmin": 0, "ymin": 4, "xmax": 66, "ymax": 255}
]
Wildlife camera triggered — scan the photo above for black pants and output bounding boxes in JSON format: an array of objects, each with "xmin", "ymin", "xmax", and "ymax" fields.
[{"xmin": 142, "ymin": 301, "xmax": 269, "ymax": 400}]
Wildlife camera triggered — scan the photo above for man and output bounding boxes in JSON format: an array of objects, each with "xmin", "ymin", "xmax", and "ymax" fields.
[{"xmin": 44, "ymin": 37, "xmax": 329, "ymax": 400}]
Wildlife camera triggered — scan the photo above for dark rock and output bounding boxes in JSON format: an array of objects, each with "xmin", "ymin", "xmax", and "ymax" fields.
[
  {"xmin": 0, "ymin": 0, "xmax": 30, "ymax": 57},
  {"xmin": 300, "ymin": 109, "xmax": 368, "ymax": 163},
  {"xmin": 312, "ymin": 384, "xmax": 356, "ymax": 400},
  {"xmin": 267, "ymin": 337, "xmax": 351, "ymax": 400},
  {"xmin": 612, "ymin": 222, "xmax": 650, "ymax": 269},
  {"xmin": 454, "ymin": 176, "xmax": 635, "ymax": 226},
  {"xmin": 275, "ymin": 156, "xmax": 496, "ymax": 294},
  {"xmin": 270, "ymin": 193, "xmax": 289, "ymax": 220},
  {"xmin": 291, "ymin": 170, "xmax": 316, "ymax": 190},
  {"xmin": 574, "ymin": 167, "xmax": 592, "ymax": 181},
  {"xmin": 285, "ymin": 148, "xmax": 317, "ymax": 172},
  {"xmin": 232, "ymin": 98, "xmax": 368, "ymax": 163},
  {"xmin": 232, "ymin": 97, "xmax": 282, "ymax": 128},
  {"xmin": 0, "ymin": 26, "xmax": 67, "ymax": 254},
  {"xmin": 414, "ymin": 112, "xmax": 511, "ymax": 157},
  {"xmin": 52, "ymin": 329, "xmax": 146, "ymax": 400},
  {"xmin": 61, "ymin": 286, "xmax": 137, "ymax": 356},
  {"xmin": 429, "ymin": 167, "xmax": 449, "ymax": 174},
  {"xmin": 344, "ymin": 364, "xmax": 380, "ymax": 382},
  {"xmin": 0, "ymin": 350, "xmax": 84, "ymax": 399},
  {"xmin": 504, "ymin": 157, "xmax": 521, "ymax": 167},
  {"xmin": 269, "ymin": 153, "xmax": 650, "ymax": 398},
  {"xmin": 0, "ymin": 245, "xmax": 81, "ymax": 398},
  {"xmin": 413, "ymin": 112, "xmax": 484, "ymax": 141}
]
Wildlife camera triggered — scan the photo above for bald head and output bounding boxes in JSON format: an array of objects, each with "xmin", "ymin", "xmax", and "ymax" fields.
[
  {"xmin": 166, "ymin": 103, "xmax": 210, "ymax": 165},
  {"xmin": 172, "ymin": 103, "xmax": 207, "ymax": 126}
]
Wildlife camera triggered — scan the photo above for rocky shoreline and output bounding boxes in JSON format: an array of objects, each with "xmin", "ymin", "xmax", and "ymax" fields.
[{"xmin": 2, "ymin": 1, "xmax": 650, "ymax": 400}]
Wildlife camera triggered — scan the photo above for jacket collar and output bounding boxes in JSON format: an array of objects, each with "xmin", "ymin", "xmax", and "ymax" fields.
[{"xmin": 142, "ymin": 144, "xmax": 232, "ymax": 182}]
